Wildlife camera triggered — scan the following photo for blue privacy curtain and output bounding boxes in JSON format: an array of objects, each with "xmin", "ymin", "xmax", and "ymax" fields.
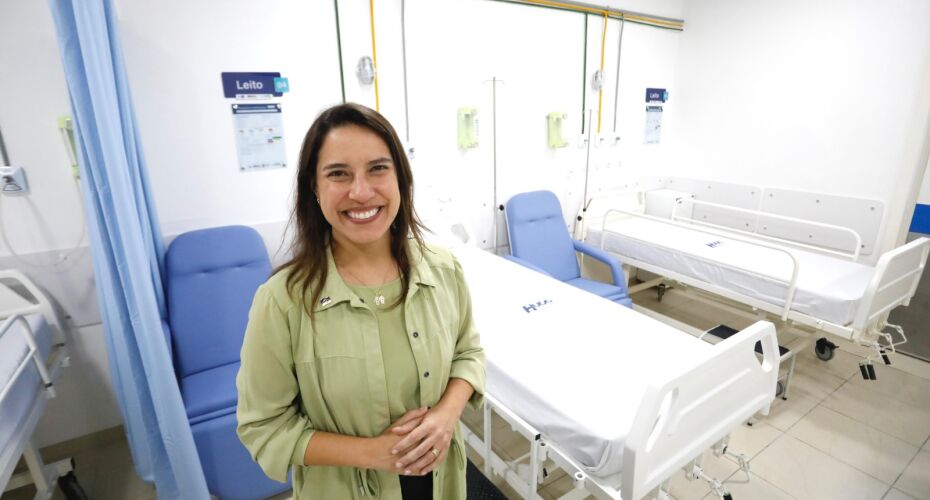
[{"xmin": 48, "ymin": 1, "xmax": 209, "ymax": 498}]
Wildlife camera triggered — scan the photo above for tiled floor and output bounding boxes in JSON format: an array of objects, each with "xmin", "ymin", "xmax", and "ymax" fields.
[
  {"xmin": 4, "ymin": 427, "xmax": 155, "ymax": 500},
  {"xmin": 6, "ymin": 288, "xmax": 930, "ymax": 500}
]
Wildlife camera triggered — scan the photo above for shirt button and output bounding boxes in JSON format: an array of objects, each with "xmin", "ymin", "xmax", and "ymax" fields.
[
  {"xmin": 423, "ymin": 371, "xmax": 430, "ymax": 378},
  {"xmin": 412, "ymin": 332, "xmax": 419, "ymax": 338}
]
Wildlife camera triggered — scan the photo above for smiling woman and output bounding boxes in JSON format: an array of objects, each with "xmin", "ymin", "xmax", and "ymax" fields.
[
  {"xmin": 235, "ymin": 103, "xmax": 486, "ymax": 500},
  {"xmin": 316, "ymin": 124, "xmax": 401, "ymax": 252}
]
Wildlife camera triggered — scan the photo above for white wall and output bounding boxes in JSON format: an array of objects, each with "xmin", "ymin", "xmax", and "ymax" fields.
[
  {"xmin": 115, "ymin": 0, "xmax": 343, "ymax": 248},
  {"xmin": 916, "ymin": 157, "xmax": 930, "ymax": 205},
  {"xmin": 0, "ymin": 1, "xmax": 85, "ymax": 257},
  {"xmin": 668, "ymin": 0, "xmax": 930, "ymax": 252}
]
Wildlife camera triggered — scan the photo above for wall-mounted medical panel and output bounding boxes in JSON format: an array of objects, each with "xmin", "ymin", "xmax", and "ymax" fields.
[
  {"xmin": 547, "ymin": 112, "xmax": 569, "ymax": 148},
  {"xmin": 666, "ymin": 177, "xmax": 763, "ymax": 232},
  {"xmin": 759, "ymin": 189, "xmax": 883, "ymax": 256},
  {"xmin": 457, "ymin": 107, "xmax": 479, "ymax": 149}
]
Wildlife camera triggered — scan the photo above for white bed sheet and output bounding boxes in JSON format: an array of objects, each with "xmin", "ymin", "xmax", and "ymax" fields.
[
  {"xmin": 0, "ymin": 314, "xmax": 53, "ymax": 480},
  {"xmin": 586, "ymin": 218, "xmax": 875, "ymax": 326},
  {"xmin": 453, "ymin": 246, "xmax": 714, "ymax": 478}
]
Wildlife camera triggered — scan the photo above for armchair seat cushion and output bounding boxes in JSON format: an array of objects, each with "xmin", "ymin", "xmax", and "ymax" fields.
[
  {"xmin": 192, "ymin": 412, "xmax": 290, "ymax": 500},
  {"xmin": 180, "ymin": 361, "xmax": 240, "ymax": 424}
]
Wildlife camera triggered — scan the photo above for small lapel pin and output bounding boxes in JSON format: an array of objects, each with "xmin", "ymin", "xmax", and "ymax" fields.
[{"xmin": 320, "ymin": 297, "xmax": 332, "ymax": 306}]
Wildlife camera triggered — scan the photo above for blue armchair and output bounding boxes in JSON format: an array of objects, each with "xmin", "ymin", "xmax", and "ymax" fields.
[
  {"xmin": 165, "ymin": 225, "xmax": 290, "ymax": 499},
  {"xmin": 505, "ymin": 190, "xmax": 632, "ymax": 308}
]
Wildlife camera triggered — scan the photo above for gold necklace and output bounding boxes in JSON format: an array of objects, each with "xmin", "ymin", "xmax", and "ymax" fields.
[{"xmin": 338, "ymin": 263, "xmax": 397, "ymax": 306}]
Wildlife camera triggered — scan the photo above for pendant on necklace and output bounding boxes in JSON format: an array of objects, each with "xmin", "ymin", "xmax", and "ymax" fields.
[{"xmin": 374, "ymin": 294, "xmax": 386, "ymax": 306}]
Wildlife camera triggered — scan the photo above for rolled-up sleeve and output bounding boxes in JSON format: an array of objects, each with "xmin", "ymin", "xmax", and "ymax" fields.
[
  {"xmin": 236, "ymin": 285, "xmax": 314, "ymax": 482},
  {"xmin": 449, "ymin": 257, "xmax": 486, "ymax": 410}
]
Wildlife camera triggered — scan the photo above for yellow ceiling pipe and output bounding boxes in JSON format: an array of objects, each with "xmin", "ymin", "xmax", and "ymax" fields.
[
  {"xmin": 597, "ymin": 12, "xmax": 607, "ymax": 133},
  {"xmin": 514, "ymin": 0, "xmax": 684, "ymax": 30},
  {"xmin": 369, "ymin": 0, "xmax": 381, "ymax": 112}
]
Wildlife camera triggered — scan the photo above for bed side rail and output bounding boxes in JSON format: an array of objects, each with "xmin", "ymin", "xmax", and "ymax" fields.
[
  {"xmin": 0, "ymin": 315, "xmax": 57, "ymax": 407},
  {"xmin": 621, "ymin": 321, "xmax": 778, "ymax": 500},
  {"xmin": 853, "ymin": 237, "xmax": 930, "ymax": 337},
  {"xmin": 600, "ymin": 209, "xmax": 802, "ymax": 320},
  {"xmin": 673, "ymin": 198, "xmax": 863, "ymax": 261}
]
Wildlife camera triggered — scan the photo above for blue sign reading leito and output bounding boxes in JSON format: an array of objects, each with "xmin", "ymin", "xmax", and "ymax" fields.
[
  {"xmin": 645, "ymin": 87, "xmax": 668, "ymax": 103},
  {"xmin": 222, "ymin": 72, "xmax": 283, "ymax": 98}
]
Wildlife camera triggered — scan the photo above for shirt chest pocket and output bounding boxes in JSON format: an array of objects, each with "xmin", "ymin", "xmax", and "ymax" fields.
[
  {"xmin": 314, "ymin": 329, "xmax": 367, "ymax": 359},
  {"xmin": 306, "ymin": 318, "xmax": 373, "ymax": 433}
]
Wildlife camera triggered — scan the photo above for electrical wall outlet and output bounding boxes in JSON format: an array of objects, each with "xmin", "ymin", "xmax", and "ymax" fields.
[{"xmin": 0, "ymin": 166, "xmax": 28, "ymax": 195}]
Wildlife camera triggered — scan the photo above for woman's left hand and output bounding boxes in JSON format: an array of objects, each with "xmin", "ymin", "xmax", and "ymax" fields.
[{"xmin": 390, "ymin": 405, "xmax": 458, "ymax": 476}]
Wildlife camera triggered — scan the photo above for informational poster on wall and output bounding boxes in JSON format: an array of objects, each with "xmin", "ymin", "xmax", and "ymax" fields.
[
  {"xmin": 644, "ymin": 106, "xmax": 663, "ymax": 144},
  {"xmin": 232, "ymin": 103, "xmax": 286, "ymax": 171}
]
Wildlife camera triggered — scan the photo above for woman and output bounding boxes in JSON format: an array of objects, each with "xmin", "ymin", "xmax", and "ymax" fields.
[{"xmin": 236, "ymin": 103, "xmax": 485, "ymax": 500}]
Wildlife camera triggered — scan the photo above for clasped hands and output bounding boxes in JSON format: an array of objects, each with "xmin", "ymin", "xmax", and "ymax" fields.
[{"xmin": 371, "ymin": 406, "xmax": 457, "ymax": 476}]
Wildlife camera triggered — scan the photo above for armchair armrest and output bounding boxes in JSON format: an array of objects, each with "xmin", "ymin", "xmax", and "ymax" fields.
[
  {"xmin": 572, "ymin": 240, "xmax": 629, "ymax": 292},
  {"xmin": 502, "ymin": 255, "xmax": 553, "ymax": 277}
]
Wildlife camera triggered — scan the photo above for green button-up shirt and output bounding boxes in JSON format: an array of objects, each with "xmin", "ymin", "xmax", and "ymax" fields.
[{"xmin": 236, "ymin": 242, "xmax": 486, "ymax": 499}]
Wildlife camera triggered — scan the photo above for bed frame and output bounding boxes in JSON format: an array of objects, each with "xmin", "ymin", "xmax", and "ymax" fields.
[
  {"xmin": 463, "ymin": 320, "xmax": 778, "ymax": 500},
  {"xmin": 0, "ymin": 270, "xmax": 83, "ymax": 499},
  {"xmin": 585, "ymin": 194, "xmax": 930, "ymax": 377},
  {"xmin": 450, "ymin": 243, "xmax": 779, "ymax": 499}
]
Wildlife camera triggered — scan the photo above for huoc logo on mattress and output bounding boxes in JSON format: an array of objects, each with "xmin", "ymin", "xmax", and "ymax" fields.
[
  {"xmin": 523, "ymin": 299, "xmax": 553, "ymax": 313},
  {"xmin": 705, "ymin": 240, "xmax": 722, "ymax": 248}
]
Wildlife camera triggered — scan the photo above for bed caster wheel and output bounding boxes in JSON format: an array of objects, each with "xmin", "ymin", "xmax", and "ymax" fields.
[
  {"xmin": 58, "ymin": 471, "xmax": 88, "ymax": 500},
  {"xmin": 815, "ymin": 338, "xmax": 836, "ymax": 361},
  {"xmin": 657, "ymin": 284, "xmax": 667, "ymax": 302},
  {"xmin": 775, "ymin": 381, "xmax": 785, "ymax": 399}
]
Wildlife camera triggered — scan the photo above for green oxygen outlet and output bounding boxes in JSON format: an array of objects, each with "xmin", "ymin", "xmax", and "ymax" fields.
[
  {"xmin": 57, "ymin": 115, "xmax": 81, "ymax": 180},
  {"xmin": 457, "ymin": 107, "xmax": 478, "ymax": 149},
  {"xmin": 547, "ymin": 112, "xmax": 568, "ymax": 148}
]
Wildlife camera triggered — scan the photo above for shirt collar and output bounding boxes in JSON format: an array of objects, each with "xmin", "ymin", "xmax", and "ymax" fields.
[{"xmin": 314, "ymin": 239, "xmax": 437, "ymax": 312}]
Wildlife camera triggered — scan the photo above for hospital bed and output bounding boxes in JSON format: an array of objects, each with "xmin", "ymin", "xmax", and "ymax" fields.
[
  {"xmin": 452, "ymin": 245, "xmax": 780, "ymax": 500},
  {"xmin": 580, "ymin": 191, "xmax": 930, "ymax": 380},
  {"xmin": 0, "ymin": 270, "xmax": 85, "ymax": 499}
]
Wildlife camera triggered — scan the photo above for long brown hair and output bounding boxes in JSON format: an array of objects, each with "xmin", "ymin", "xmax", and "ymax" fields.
[{"xmin": 278, "ymin": 103, "xmax": 427, "ymax": 316}]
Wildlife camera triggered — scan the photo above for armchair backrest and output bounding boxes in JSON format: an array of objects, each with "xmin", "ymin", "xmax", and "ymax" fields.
[
  {"xmin": 165, "ymin": 226, "xmax": 271, "ymax": 379},
  {"xmin": 505, "ymin": 190, "xmax": 580, "ymax": 282}
]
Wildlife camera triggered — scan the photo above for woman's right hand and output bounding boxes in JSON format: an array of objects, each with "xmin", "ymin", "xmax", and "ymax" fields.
[{"xmin": 367, "ymin": 407, "xmax": 429, "ymax": 473}]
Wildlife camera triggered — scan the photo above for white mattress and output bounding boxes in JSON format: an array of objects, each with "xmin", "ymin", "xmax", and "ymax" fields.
[
  {"xmin": 453, "ymin": 246, "xmax": 714, "ymax": 478},
  {"xmin": 586, "ymin": 218, "xmax": 875, "ymax": 326},
  {"xmin": 0, "ymin": 314, "xmax": 52, "ymax": 482}
]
